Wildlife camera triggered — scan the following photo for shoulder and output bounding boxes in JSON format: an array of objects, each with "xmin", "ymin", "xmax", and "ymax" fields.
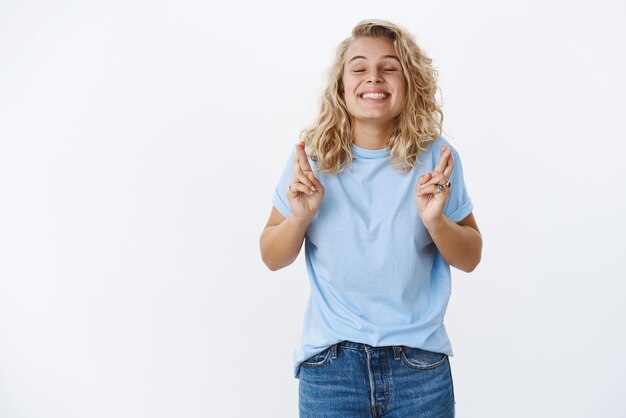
[
  {"xmin": 425, "ymin": 135, "xmax": 467, "ymax": 163},
  {"xmin": 427, "ymin": 135, "xmax": 457, "ymax": 153},
  {"xmin": 418, "ymin": 135, "xmax": 455, "ymax": 165}
]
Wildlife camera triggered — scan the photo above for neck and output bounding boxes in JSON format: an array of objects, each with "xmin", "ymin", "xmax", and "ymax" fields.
[{"xmin": 352, "ymin": 121, "xmax": 395, "ymax": 150}]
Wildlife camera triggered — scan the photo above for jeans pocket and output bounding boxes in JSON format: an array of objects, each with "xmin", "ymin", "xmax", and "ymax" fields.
[
  {"xmin": 300, "ymin": 345, "xmax": 335, "ymax": 369},
  {"xmin": 399, "ymin": 346, "xmax": 448, "ymax": 371}
]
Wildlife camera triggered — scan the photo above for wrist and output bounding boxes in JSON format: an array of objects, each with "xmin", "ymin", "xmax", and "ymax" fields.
[
  {"xmin": 288, "ymin": 213, "xmax": 312, "ymax": 230},
  {"xmin": 422, "ymin": 215, "xmax": 449, "ymax": 233}
]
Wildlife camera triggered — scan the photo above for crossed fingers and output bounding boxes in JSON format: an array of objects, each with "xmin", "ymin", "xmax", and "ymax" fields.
[
  {"xmin": 417, "ymin": 145, "xmax": 454, "ymax": 196},
  {"xmin": 290, "ymin": 141, "xmax": 317, "ymax": 196}
]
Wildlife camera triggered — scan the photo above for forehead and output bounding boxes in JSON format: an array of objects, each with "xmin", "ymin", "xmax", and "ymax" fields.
[{"xmin": 345, "ymin": 36, "xmax": 397, "ymax": 61}]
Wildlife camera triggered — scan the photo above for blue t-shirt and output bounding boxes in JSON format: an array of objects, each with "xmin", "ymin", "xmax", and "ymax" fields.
[{"xmin": 271, "ymin": 136, "xmax": 474, "ymax": 378}]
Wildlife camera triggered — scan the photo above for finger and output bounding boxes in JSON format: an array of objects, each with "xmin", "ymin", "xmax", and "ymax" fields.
[
  {"xmin": 292, "ymin": 151, "xmax": 300, "ymax": 179},
  {"xmin": 433, "ymin": 145, "xmax": 452, "ymax": 173},
  {"xmin": 417, "ymin": 172, "xmax": 432, "ymax": 187},
  {"xmin": 416, "ymin": 184, "xmax": 439, "ymax": 195},
  {"xmin": 443, "ymin": 152, "xmax": 454, "ymax": 179},
  {"xmin": 421, "ymin": 172, "xmax": 448, "ymax": 188},
  {"xmin": 416, "ymin": 184, "xmax": 450, "ymax": 197},
  {"xmin": 292, "ymin": 147, "xmax": 315, "ymax": 190},
  {"xmin": 292, "ymin": 142, "xmax": 307, "ymax": 172},
  {"xmin": 296, "ymin": 142, "xmax": 314, "ymax": 174},
  {"xmin": 308, "ymin": 171, "xmax": 324, "ymax": 192},
  {"xmin": 294, "ymin": 143, "xmax": 316, "ymax": 190},
  {"xmin": 288, "ymin": 181, "xmax": 314, "ymax": 197},
  {"xmin": 294, "ymin": 161, "xmax": 316, "ymax": 191}
]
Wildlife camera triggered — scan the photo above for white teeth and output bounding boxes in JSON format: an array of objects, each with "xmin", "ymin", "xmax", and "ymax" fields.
[{"xmin": 361, "ymin": 92, "xmax": 388, "ymax": 99}]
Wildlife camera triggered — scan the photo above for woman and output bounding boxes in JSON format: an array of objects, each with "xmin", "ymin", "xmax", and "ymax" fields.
[{"xmin": 260, "ymin": 19, "xmax": 482, "ymax": 417}]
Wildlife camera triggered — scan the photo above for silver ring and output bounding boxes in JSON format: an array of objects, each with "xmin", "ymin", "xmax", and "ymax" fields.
[
  {"xmin": 289, "ymin": 185, "xmax": 292, "ymax": 192},
  {"xmin": 436, "ymin": 181, "xmax": 451, "ymax": 194}
]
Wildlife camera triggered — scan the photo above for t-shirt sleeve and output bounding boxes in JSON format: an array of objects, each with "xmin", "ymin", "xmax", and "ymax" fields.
[
  {"xmin": 443, "ymin": 146, "xmax": 474, "ymax": 223},
  {"xmin": 271, "ymin": 146, "xmax": 297, "ymax": 218}
]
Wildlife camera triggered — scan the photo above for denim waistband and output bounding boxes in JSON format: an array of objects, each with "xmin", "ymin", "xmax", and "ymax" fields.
[{"xmin": 336, "ymin": 340, "xmax": 404, "ymax": 359}]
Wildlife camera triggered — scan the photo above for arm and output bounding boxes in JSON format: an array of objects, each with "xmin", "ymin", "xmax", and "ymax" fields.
[
  {"xmin": 260, "ymin": 141, "xmax": 325, "ymax": 271},
  {"xmin": 415, "ymin": 144, "xmax": 482, "ymax": 272},
  {"xmin": 259, "ymin": 207, "xmax": 310, "ymax": 271},
  {"xmin": 424, "ymin": 212, "xmax": 482, "ymax": 273}
]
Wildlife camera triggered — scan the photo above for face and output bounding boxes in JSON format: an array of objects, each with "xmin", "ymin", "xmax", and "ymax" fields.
[{"xmin": 342, "ymin": 36, "xmax": 407, "ymax": 129}]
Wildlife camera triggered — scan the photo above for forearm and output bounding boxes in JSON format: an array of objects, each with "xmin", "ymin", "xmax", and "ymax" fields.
[
  {"xmin": 424, "ymin": 216, "xmax": 482, "ymax": 272},
  {"xmin": 260, "ymin": 215, "xmax": 310, "ymax": 271}
]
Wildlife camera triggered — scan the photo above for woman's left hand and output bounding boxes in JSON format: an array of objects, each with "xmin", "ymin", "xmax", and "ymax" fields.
[{"xmin": 415, "ymin": 144, "xmax": 454, "ymax": 228}]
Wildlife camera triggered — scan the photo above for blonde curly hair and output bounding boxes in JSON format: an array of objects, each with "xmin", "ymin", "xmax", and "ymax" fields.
[{"xmin": 301, "ymin": 19, "xmax": 445, "ymax": 174}]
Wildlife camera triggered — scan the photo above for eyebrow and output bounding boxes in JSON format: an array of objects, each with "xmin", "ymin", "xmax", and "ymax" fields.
[{"xmin": 347, "ymin": 54, "xmax": 401, "ymax": 64}]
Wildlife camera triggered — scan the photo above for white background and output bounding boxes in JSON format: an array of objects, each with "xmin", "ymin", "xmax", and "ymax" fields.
[{"xmin": 1, "ymin": 0, "xmax": 625, "ymax": 417}]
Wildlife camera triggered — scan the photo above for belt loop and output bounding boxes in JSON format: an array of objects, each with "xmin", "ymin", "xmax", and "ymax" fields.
[
  {"xmin": 331, "ymin": 343, "xmax": 338, "ymax": 359},
  {"xmin": 392, "ymin": 345, "xmax": 402, "ymax": 360}
]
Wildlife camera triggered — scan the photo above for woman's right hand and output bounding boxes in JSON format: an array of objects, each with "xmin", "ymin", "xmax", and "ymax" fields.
[{"xmin": 286, "ymin": 141, "xmax": 325, "ymax": 224}]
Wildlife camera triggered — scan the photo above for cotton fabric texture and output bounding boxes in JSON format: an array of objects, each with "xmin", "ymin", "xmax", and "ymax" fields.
[{"xmin": 271, "ymin": 136, "xmax": 473, "ymax": 379}]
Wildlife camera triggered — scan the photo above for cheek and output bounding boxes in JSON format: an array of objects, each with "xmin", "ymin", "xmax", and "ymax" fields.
[
  {"xmin": 343, "ymin": 82, "xmax": 357, "ymax": 102},
  {"xmin": 342, "ymin": 78, "xmax": 354, "ymax": 93},
  {"xmin": 396, "ymin": 83, "xmax": 407, "ymax": 105},
  {"xmin": 397, "ymin": 78, "xmax": 407, "ymax": 92}
]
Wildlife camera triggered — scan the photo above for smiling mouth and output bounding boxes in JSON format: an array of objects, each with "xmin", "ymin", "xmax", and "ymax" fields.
[{"xmin": 360, "ymin": 92, "xmax": 390, "ymax": 100}]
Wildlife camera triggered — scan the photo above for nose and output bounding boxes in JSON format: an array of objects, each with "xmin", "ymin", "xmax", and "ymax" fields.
[{"xmin": 366, "ymin": 68, "xmax": 383, "ymax": 84}]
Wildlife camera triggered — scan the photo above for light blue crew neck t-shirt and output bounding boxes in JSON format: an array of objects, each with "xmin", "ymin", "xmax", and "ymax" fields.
[{"xmin": 271, "ymin": 136, "xmax": 474, "ymax": 379}]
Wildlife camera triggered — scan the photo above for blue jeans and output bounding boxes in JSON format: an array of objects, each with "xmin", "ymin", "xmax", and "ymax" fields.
[{"xmin": 298, "ymin": 340, "xmax": 455, "ymax": 417}]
